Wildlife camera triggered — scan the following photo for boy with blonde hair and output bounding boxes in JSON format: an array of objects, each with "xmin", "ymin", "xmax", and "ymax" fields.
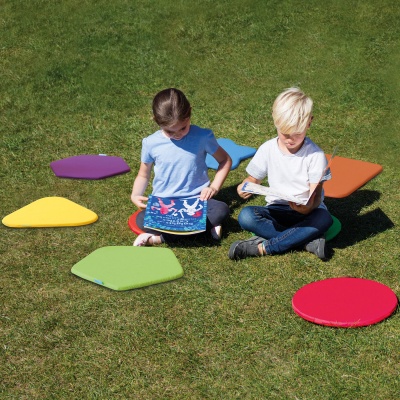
[{"xmin": 229, "ymin": 87, "xmax": 332, "ymax": 260}]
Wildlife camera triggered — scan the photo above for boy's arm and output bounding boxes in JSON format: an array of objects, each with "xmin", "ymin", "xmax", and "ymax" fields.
[
  {"xmin": 237, "ymin": 175, "xmax": 262, "ymax": 200},
  {"xmin": 289, "ymin": 182, "xmax": 323, "ymax": 214},
  {"xmin": 131, "ymin": 162, "xmax": 152, "ymax": 209},
  {"xmin": 200, "ymin": 146, "xmax": 232, "ymax": 200}
]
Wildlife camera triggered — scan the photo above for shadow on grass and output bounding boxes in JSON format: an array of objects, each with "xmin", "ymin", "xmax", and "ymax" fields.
[
  {"xmin": 220, "ymin": 186, "xmax": 396, "ymax": 247},
  {"xmin": 218, "ymin": 184, "xmax": 250, "ymax": 235},
  {"xmin": 165, "ymin": 187, "xmax": 395, "ymax": 250},
  {"xmin": 324, "ymin": 190, "xmax": 395, "ymax": 249}
]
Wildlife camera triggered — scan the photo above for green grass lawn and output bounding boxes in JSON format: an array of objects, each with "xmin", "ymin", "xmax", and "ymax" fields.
[{"xmin": 1, "ymin": 0, "xmax": 399, "ymax": 398}]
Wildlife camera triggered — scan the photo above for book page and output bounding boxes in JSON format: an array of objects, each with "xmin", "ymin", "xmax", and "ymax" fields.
[
  {"xmin": 242, "ymin": 182, "xmax": 308, "ymax": 204},
  {"xmin": 308, "ymin": 146, "xmax": 338, "ymax": 198}
]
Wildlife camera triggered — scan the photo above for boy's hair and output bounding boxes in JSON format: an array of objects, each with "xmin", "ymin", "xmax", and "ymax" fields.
[
  {"xmin": 272, "ymin": 87, "xmax": 313, "ymax": 135},
  {"xmin": 152, "ymin": 88, "xmax": 192, "ymax": 127}
]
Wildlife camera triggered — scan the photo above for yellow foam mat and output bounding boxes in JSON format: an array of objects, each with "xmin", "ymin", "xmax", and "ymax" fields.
[{"xmin": 2, "ymin": 197, "xmax": 98, "ymax": 228}]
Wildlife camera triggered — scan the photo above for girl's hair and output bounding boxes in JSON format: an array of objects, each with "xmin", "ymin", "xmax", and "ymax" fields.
[
  {"xmin": 272, "ymin": 87, "xmax": 313, "ymax": 135},
  {"xmin": 152, "ymin": 88, "xmax": 192, "ymax": 127}
]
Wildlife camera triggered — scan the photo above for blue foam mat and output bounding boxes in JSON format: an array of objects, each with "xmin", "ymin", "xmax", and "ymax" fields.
[{"xmin": 206, "ymin": 138, "xmax": 256, "ymax": 170}]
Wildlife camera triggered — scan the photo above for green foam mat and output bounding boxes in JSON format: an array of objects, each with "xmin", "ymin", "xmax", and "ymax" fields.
[
  {"xmin": 71, "ymin": 246, "xmax": 183, "ymax": 291},
  {"xmin": 325, "ymin": 215, "xmax": 341, "ymax": 242}
]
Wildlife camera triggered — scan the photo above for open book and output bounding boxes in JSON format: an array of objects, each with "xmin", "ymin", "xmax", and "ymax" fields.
[
  {"xmin": 242, "ymin": 147, "xmax": 337, "ymax": 205},
  {"xmin": 143, "ymin": 195, "xmax": 207, "ymax": 235}
]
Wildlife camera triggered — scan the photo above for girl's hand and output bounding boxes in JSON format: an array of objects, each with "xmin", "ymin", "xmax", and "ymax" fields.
[
  {"xmin": 131, "ymin": 195, "xmax": 148, "ymax": 209},
  {"xmin": 200, "ymin": 186, "xmax": 218, "ymax": 201}
]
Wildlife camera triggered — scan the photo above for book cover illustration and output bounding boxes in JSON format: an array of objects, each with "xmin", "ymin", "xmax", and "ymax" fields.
[{"xmin": 143, "ymin": 195, "xmax": 207, "ymax": 234}]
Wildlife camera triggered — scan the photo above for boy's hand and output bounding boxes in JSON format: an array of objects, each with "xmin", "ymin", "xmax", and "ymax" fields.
[
  {"xmin": 237, "ymin": 176, "xmax": 261, "ymax": 199},
  {"xmin": 289, "ymin": 191, "xmax": 318, "ymax": 214},
  {"xmin": 289, "ymin": 201, "xmax": 313, "ymax": 214},
  {"xmin": 237, "ymin": 182, "xmax": 253, "ymax": 199},
  {"xmin": 131, "ymin": 195, "xmax": 148, "ymax": 210}
]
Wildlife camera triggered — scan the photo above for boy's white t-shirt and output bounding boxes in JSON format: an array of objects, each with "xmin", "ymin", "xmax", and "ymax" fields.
[{"xmin": 246, "ymin": 137, "xmax": 331, "ymax": 206}]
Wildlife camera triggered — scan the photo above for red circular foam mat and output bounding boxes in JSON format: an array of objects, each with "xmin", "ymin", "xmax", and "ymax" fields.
[
  {"xmin": 292, "ymin": 277, "xmax": 398, "ymax": 327},
  {"xmin": 128, "ymin": 210, "xmax": 145, "ymax": 235}
]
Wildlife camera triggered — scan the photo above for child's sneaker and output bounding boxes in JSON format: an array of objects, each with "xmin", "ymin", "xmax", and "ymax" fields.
[
  {"xmin": 304, "ymin": 238, "xmax": 327, "ymax": 260},
  {"xmin": 228, "ymin": 236, "xmax": 265, "ymax": 260}
]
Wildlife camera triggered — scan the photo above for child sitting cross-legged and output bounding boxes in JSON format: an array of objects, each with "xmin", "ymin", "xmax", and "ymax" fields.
[
  {"xmin": 131, "ymin": 88, "xmax": 232, "ymax": 246},
  {"xmin": 229, "ymin": 87, "xmax": 333, "ymax": 261}
]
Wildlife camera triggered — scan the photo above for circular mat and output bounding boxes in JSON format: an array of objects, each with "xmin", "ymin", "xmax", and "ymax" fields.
[
  {"xmin": 325, "ymin": 215, "xmax": 341, "ymax": 241},
  {"xmin": 292, "ymin": 277, "xmax": 398, "ymax": 327},
  {"xmin": 128, "ymin": 210, "xmax": 145, "ymax": 234}
]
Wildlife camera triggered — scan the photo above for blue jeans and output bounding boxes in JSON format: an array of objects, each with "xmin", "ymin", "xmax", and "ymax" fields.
[{"xmin": 238, "ymin": 204, "xmax": 332, "ymax": 255}]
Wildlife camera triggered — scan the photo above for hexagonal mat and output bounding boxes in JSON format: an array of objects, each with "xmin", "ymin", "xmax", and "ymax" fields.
[
  {"xmin": 71, "ymin": 246, "xmax": 183, "ymax": 290},
  {"xmin": 50, "ymin": 154, "xmax": 130, "ymax": 179}
]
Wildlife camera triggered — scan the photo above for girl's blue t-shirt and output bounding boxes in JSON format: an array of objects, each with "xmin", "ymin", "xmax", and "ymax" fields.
[{"xmin": 141, "ymin": 125, "xmax": 219, "ymax": 198}]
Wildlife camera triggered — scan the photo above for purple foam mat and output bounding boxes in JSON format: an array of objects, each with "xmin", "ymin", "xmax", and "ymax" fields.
[{"xmin": 50, "ymin": 154, "xmax": 131, "ymax": 179}]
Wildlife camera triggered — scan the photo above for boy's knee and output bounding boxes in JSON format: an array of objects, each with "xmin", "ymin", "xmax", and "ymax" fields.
[
  {"xmin": 238, "ymin": 207, "xmax": 254, "ymax": 229},
  {"xmin": 324, "ymin": 213, "xmax": 334, "ymax": 232},
  {"xmin": 316, "ymin": 209, "xmax": 333, "ymax": 232}
]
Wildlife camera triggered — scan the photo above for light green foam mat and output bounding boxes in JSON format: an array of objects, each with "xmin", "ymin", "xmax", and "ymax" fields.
[{"xmin": 71, "ymin": 246, "xmax": 183, "ymax": 291}]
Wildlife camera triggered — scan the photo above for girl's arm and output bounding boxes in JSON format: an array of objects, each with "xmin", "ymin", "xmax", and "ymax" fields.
[
  {"xmin": 130, "ymin": 162, "xmax": 152, "ymax": 209},
  {"xmin": 200, "ymin": 146, "xmax": 232, "ymax": 200}
]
